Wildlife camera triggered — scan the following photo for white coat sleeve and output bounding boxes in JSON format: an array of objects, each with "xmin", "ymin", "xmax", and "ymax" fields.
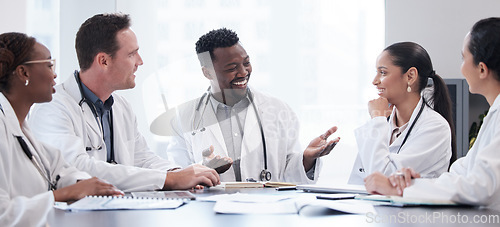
[
  {"xmin": 355, "ymin": 115, "xmax": 451, "ymax": 177},
  {"xmin": 0, "ymin": 189, "xmax": 55, "ymax": 227},
  {"xmin": 118, "ymin": 98, "xmax": 179, "ymax": 171},
  {"xmin": 165, "ymin": 113, "xmax": 195, "ymax": 168},
  {"xmin": 40, "ymin": 142, "xmax": 90, "ymax": 189},
  {"xmin": 29, "ymin": 102, "xmax": 167, "ymax": 192},
  {"xmin": 404, "ymin": 134, "xmax": 500, "ymax": 208}
]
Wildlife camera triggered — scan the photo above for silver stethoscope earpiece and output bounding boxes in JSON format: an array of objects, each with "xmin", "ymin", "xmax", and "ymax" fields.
[{"xmin": 193, "ymin": 86, "xmax": 270, "ymax": 181}]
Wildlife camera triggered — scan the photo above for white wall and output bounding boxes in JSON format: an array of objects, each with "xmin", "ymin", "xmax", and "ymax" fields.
[
  {"xmin": 59, "ymin": 0, "xmax": 116, "ymax": 81},
  {"xmin": 386, "ymin": 0, "xmax": 500, "ymax": 79},
  {"xmin": 0, "ymin": 0, "xmax": 27, "ymax": 33}
]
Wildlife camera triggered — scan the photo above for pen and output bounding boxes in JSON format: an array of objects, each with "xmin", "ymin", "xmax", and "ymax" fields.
[
  {"xmin": 316, "ymin": 194, "xmax": 357, "ymax": 200},
  {"xmin": 275, "ymin": 186, "xmax": 297, "ymax": 191},
  {"xmin": 388, "ymin": 156, "xmax": 398, "ymax": 170}
]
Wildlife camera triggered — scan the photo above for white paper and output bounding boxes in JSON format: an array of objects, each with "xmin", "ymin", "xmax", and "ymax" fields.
[
  {"xmin": 213, "ymin": 200, "xmax": 298, "ymax": 214},
  {"xmin": 210, "ymin": 193, "xmax": 376, "ymax": 215},
  {"xmin": 198, "ymin": 192, "xmax": 293, "ymax": 203},
  {"xmin": 296, "ymin": 198, "xmax": 377, "ymax": 214}
]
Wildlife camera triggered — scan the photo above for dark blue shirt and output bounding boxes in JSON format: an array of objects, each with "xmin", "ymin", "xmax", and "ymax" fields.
[{"xmin": 80, "ymin": 80, "xmax": 114, "ymax": 163}]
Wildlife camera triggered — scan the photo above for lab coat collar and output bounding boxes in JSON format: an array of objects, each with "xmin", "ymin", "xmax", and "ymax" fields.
[
  {"xmin": 0, "ymin": 93, "xmax": 44, "ymax": 155},
  {"xmin": 489, "ymin": 94, "xmax": 500, "ymax": 115},
  {"xmin": 0, "ymin": 92, "xmax": 24, "ymax": 137},
  {"xmin": 61, "ymin": 71, "xmax": 83, "ymax": 104}
]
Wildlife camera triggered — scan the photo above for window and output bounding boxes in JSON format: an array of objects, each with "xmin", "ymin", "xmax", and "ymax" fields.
[
  {"xmin": 26, "ymin": 0, "xmax": 60, "ymax": 77},
  {"xmin": 26, "ymin": 0, "xmax": 385, "ymax": 183}
]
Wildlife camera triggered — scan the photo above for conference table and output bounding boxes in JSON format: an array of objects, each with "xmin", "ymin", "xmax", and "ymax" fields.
[{"xmin": 47, "ymin": 187, "xmax": 500, "ymax": 227}]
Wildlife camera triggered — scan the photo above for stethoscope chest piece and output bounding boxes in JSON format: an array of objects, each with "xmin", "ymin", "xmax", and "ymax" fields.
[{"xmin": 260, "ymin": 169, "xmax": 271, "ymax": 181}]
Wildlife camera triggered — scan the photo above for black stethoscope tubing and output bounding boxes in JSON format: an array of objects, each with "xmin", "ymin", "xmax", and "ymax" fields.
[
  {"xmin": 74, "ymin": 71, "xmax": 115, "ymax": 163},
  {"xmin": 15, "ymin": 135, "xmax": 59, "ymax": 190},
  {"xmin": 194, "ymin": 87, "xmax": 271, "ymax": 181},
  {"xmin": 360, "ymin": 98, "xmax": 427, "ymax": 173},
  {"xmin": 396, "ymin": 97, "xmax": 427, "ymax": 154}
]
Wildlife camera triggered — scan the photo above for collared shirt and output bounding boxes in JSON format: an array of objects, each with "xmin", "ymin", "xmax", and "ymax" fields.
[
  {"xmin": 389, "ymin": 115, "xmax": 409, "ymax": 145},
  {"xmin": 80, "ymin": 80, "xmax": 115, "ymax": 163},
  {"xmin": 210, "ymin": 94, "xmax": 250, "ymax": 181}
]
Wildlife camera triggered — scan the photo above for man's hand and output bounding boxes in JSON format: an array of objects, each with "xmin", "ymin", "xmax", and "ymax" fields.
[
  {"xmin": 201, "ymin": 145, "xmax": 233, "ymax": 174},
  {"xmin": 364, "ymin": 172, "xmax": 401, "ymax": 196},
  {"xmin": 163, "ymin": 164, "xmax": 220, "ymax": 190},
  {"xmin": 303, "ymin": 126, "xmax": 340, "ymax": 171}
]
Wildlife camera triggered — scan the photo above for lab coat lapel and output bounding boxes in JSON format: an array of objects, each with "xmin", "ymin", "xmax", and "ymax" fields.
[
  {"xmin": 241, "ymin": 102, "xmax": 260, "ymax": 156},
  {"xmin": 63, "ymin": 75, "xmax": 102, "ymax": 139},
  {"xmin": 240, "ymin": 92, "xmax": 266, "ymax": 179},
  {"xmin": 1, "ymin": 94, "xmax": 52, "ymax": 183},
  {"xmin": 203, "ymin": 103, "xmax": 228, "ymax": 157}
]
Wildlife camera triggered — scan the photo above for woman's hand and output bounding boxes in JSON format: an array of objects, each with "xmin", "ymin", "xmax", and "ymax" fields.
[
  {"xmin": 388, "ymin": 167, "xmax": 420, "ymax": 195},
  {"xmin": 364, "ymin": 172, "xmax": 401, "ymax": 196},
  {"xmin": 368, "ymin": 97, "xmax": 393, "ymax": 118},
  {"xmin": 53, "ymin": 177, "xmax": 124, "ymax": 202}
]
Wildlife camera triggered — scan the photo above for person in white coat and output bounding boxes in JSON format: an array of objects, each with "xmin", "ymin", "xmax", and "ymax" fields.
[
  {"xmin": 364, "ymin": 17, "xmax": 500, "ymax": 211},
  {"xmin": 29, "ymin": 13, "xmax": 220, "ymax": 192},
  {"xmin": 348, "ymin": 42, "xmax": 456, "ymax": 185},
  {"xmin": 0, "ymin": 32, "xmax": 123, "ymax": 227},
  {"xmin": 166, "ymin": 28, "xmax": 340, "ymax": 183}
]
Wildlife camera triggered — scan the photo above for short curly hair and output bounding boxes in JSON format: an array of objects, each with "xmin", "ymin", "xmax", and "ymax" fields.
[{"xmin": 195, "ymin": 28, "xmax": 239, "ymax": 66}]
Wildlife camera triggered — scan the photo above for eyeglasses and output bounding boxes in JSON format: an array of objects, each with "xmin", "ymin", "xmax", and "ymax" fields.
[{"xmin": 23, "ymin": 59, "xmax": 56, "ymax": 73}]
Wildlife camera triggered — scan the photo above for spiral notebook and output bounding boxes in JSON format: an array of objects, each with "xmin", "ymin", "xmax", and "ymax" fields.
[
  {"xmin": 63, "ymin": 192, "xmax": 193, "ymax": 211},
  {"xmin": 64, "ymin": 196, "xmax": 184, "ymax": 211}
]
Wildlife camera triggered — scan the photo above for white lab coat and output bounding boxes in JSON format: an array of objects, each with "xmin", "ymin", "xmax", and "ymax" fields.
[
  {"xmin": 349, "ymin": 97, "xmax": 452, "ymax": 184},
  {"xmin": 404, "ymin": 94, "xmax": 500, "ymax": 211},
  {"xmin": 166, "ymin": 88, "xmax": 320, "ymax": 183},
  {"xmin": 0, "ymin": 93, "xmax": 90, "ymax": 227},
  {"xmin": 29, "ymin": 74, "xmax": 177, "ymax": 192}
]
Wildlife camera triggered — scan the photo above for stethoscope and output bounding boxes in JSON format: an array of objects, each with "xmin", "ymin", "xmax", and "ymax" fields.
[
  {"xmin": 193, "ymin": 87, "xmax": 271, "ymax": 181},
  {"xmin": 15, "ymin": 135, "xmax": 59, "ymax": 191},
  {"xmin": 359, "ymin": 98, "xmax": 427, "ymax": 173},
  {"xmin": 396, "ymin": 97, "xmax": 427, "ymax": 154},
  {"xmin": 74, "ymin": 71, "xmax": 116, "ymax": 164},
  {"xmin": 0, "ymin": 104, "xmax": 59, "ymax": 190}
]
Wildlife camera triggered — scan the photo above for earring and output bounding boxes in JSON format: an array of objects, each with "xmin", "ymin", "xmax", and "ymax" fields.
[
  {"xmin": 407, "ymin": 84, "xmax": 411, "ymax": 93},
  {"xmin": 25, "ymin": 80, "xmax": 29, "ymax": 86}
]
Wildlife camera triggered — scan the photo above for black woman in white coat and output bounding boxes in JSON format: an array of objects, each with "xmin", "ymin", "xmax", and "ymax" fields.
[{"xmin": 0, "ymin": 32, "xmax": 123, "ymax": 227}]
